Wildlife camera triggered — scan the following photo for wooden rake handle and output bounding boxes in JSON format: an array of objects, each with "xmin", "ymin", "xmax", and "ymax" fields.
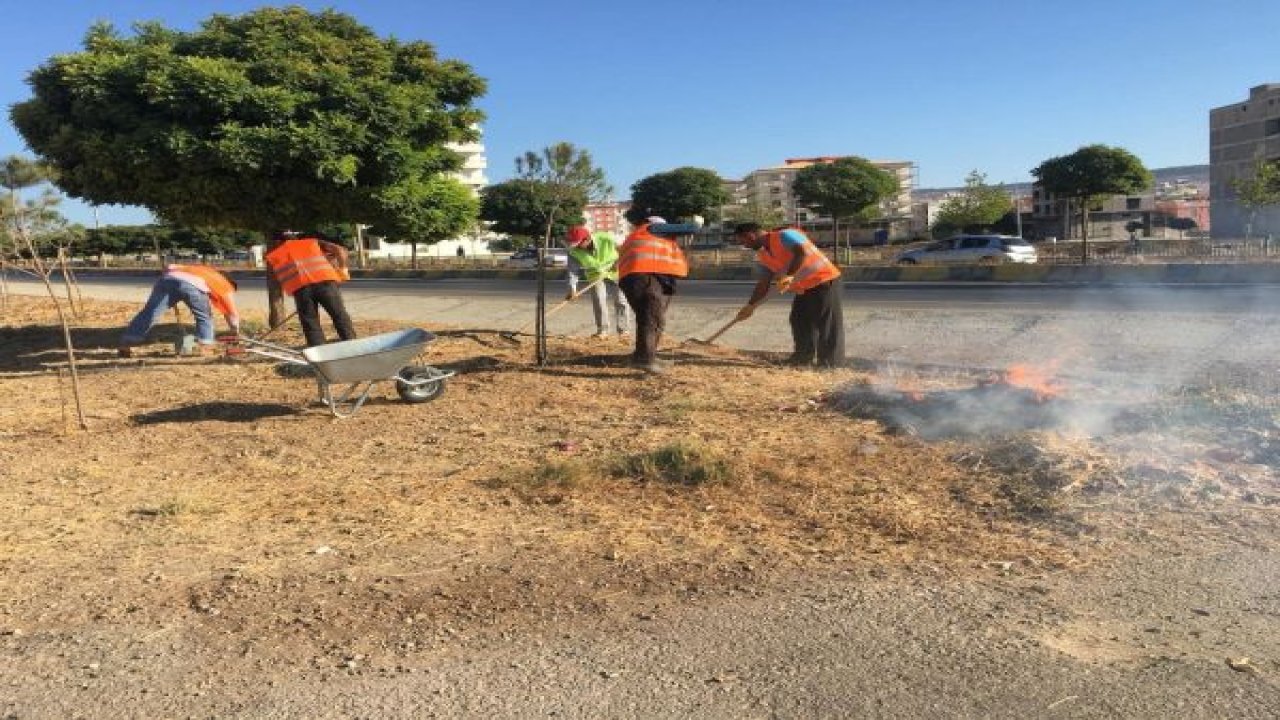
[
  {"xmin": 511, "ymin": 277, "xmax": 605, "ymax": 336},
  {"xmin": 699, "ymin": 295, "xmax": 770, "ymax": 345}
]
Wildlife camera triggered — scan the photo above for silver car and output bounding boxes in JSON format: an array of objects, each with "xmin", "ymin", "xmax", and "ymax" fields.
[{"xmin": 896, "ymin": 235, "xmax": 1037, "ymax": 265}]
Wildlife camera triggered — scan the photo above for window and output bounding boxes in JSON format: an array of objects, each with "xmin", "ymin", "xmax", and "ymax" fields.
[
  {"xmin": 1266, "ymin": 118, "xmax": 1280, "ymax": 136},
  {"xmin": 1126, "ymin": 197, "xmax": 1141, "ymax": 210},
  {"xmin": 960, "ymin": 237, "xmax": 988, "ymax": 249}
]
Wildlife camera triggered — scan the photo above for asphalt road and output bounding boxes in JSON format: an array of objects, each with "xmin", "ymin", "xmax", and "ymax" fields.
[{"xmin": 13, "ymin": 271, "xmax": 1280, "ymax": 314}]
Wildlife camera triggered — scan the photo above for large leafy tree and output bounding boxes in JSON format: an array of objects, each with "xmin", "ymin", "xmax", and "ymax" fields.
[
  {"xmin": 628, "ymin": 167, "xmax": 728, "ymax": 222},
  {"xmin": 1230, "ymin": 158, "xmax": 1280, "ymax": 239},
  {"xmin": 11, "ymin": 6, "xmax": 485, "ymax": 321},
  {"xmin": 792, "ymin": 157, "xmax": 898, "ymax": 251},
  {"xmin": 480, "ymin": 179, "xmax": 586, "ymax": 244},
  {"xmin": 1032, "ymin": 144, "xmax": 1151, "ymax": 262},
  {"xmin": 932, "ymin": 170, "xmax": 1012, "ymax": 237}
]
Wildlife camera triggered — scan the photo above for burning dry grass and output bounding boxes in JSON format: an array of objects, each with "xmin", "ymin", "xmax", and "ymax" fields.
[{"xmin": 1, "ymin": 294, "xmax": 1275, "ymax": 658}]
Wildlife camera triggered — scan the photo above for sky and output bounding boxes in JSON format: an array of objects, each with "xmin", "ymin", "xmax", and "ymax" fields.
[{"xmin": 2, "ymin": 0, "xmax": 1277, "ymax": 226}]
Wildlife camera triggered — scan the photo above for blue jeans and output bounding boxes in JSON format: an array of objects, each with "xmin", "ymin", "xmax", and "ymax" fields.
[{"xmin": 120, "ymin": 276, "xmax": 215, "ymax": 346}]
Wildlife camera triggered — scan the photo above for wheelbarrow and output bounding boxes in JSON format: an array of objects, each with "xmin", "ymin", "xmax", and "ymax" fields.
[{"xmin": 240, "ymin": 328, "xmax": 454, "ymax": 418}]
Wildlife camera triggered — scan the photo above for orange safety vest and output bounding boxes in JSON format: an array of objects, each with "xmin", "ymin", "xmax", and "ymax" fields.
[
  {"xmin": 757, "ymin": 229, "xmax": 840, "ymax": 293},
  {"xmin": 617, "ymin": 225, "xmax": 689, "ymax": 279},
  {"xmin": 265, "ymin": 238, "xmax": 342, "ymax": 295},
  {"xmin": 170, "ymin": 264, "xmax": 238, "ymax": 321}
]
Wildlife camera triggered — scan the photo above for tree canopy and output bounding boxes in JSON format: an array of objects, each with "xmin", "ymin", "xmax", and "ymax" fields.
[
  {"xmin": 11, "ymin": 7, "xmax": 486, "ymax": 237},
  {"xmin": 792, "ymin": 157, "xmax": 898, "ymax": 223},
  {"xmin": 628, "ymin": 167, "xmax": 728, "ymax": 222},
  {"xmin": 1230, "ymin": 158, "xmax": 1280, "ymax": 238},
  {"xmin": 1032, "ymin": 144, "xmax": 1151, "ymax": 259},
  {"xmin": 932, "ymin": 170, "xmax": 1012, "ymax": 236},
  {"xmin": 480, "ymin": 179, "xmax": 585, "ymax": 242}
]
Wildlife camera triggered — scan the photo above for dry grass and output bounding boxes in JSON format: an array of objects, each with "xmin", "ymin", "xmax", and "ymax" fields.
[{"xmin": 1, "ymin": 293, "xmax": 1274, "ymax": 662}]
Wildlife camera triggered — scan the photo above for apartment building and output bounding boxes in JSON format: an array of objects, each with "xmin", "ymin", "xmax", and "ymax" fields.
[
  {"xmin": 1030, "ymin": 187, "xmax": 1208, "ymax": 241},
  {"xmin": 583, "ymin": 201, "xmax": 630, "ymax": 236},
  {"xmin": 722, "ymin": 156, "xmax": 917, "ymax": 241},
  {"xmin": 363, "ymin": 129, "xmax": 493, "ymax": 258},
  {"xmin": 1209, "ymin": 84, "xmax": 1280, "ymax": 238}
]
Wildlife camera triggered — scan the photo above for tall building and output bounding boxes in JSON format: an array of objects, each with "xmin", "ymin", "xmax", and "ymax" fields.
[
  {"xmin": 583, "ymin": 201, "xmax": 630, "ymax": 236},
  {"xmin": 447, "ymin": 131, "xmax": 489, "ymax": 195},
  {"xmin": 722, "ymin": 156, "xmax": 917, "ymax": 240},
  {"xmin": 1209, "ymin": 84, "xmax": 1280, "ymax": 238}
]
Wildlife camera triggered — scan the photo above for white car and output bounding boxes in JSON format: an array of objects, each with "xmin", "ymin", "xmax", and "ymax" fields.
[
  {"xmin": 896, "ymin": 235, "xmax": 1037, "ymax": 265},
  {"xmin": 505, "ymin": 247, "xmax": 569, "ymax": 268}
]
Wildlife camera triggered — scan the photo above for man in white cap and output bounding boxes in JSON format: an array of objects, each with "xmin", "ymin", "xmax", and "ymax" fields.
[
  {"xmin": 564, "ymin": 225, "xmax": 631, "ymax": 338},
  {"xmin": 615, "ymin": 210, "xmax": 688, "ymax": 374}
]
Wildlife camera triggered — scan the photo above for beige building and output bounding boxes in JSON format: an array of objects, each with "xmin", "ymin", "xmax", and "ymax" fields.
[
  {"xmin": 722, "ymin": 156, "xmax": 917, "ymax": 241},
  {"xmin": 1209, "ymin": 84, "xmax": 1280, "ymax": 238}
]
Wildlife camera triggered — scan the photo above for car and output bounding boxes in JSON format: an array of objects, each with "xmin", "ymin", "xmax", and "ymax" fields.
[
  {"xmin": 506, "ymin": 247, "xmax": 569, "ymax": 268},
  {"xmin": 895, "ymin": 234, "xmax": 1037, "ymax": 265}
]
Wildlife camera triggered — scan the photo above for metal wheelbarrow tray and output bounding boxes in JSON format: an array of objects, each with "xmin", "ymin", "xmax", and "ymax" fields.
[{"xmin": 241, "ymin": 328, "xmax": 455, "ymax": 418}]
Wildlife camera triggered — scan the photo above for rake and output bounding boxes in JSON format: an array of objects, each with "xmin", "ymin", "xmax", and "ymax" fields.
[{"xmin": 499, "ymin": 277, "xmax": 605, "ymax": 343}]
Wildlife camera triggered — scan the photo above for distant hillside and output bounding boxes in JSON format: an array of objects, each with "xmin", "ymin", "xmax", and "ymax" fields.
[{"xmin": 917, "ymin": 164, "xmax": 1208, "ymax": 200}]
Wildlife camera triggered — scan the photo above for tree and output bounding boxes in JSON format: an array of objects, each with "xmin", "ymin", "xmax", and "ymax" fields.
[
  {"xmin": 1230, "ymin": 158, "xmax": 1280, "ymax": 240},
  {"xmin": 0, "ymin": 155, "xmax": 88, "ymax": 429},
  {"xmin": 628, "ymin": 167, "xmax": 728, "ymax": 222},
  {"xmin": 792, "ymin": 157, "xmax": 898, "ymax": 256},
  {"xmin": 480, "ymin": 179, "xmax": 586, "ymax": 245},
  {"xmin": 931, "ymin": 170, "xmax": 1012, "ymax": 237},
  {"xmin": 11, "ymin": 7, "xmax": 486, "ymax": 324},
  {"xmin": 511, "ymin": 142, "xmax": 610, "ymax": 366},
  {"xmin": 1032, "ymin": 144, "xmax": 1152, "ymax": 263}
]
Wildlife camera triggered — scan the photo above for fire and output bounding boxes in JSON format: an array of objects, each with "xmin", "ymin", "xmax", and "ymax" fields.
[{"xmin": 1001, "ymin": 362, "xmax": 1064, "ymax": 401}]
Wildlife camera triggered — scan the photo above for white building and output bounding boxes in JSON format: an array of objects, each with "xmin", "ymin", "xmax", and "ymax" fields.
[{"xmin": 365, "ymin": 128, "xmax": 494, "ymax": 259}]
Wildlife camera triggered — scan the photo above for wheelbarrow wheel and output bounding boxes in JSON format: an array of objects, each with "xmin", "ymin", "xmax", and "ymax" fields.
[{"xmin": 396, "ymin": 365, "xmax": 447, "ymax": 404}]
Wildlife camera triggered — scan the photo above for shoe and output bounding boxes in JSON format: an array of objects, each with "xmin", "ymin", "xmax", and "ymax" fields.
[
  {"xmin": 618, "ymin": 331, "xmax": 632, "ymax": 338},
  {"xmin": 593, "ymin": 331, "xmax": 610, "ymax": 339},
  {"xmin": 117, "ymin": 346, "xmax": 133, "ymax": 359},
  {"xmin": 782, "ymin": 355, "xmax": 814, "ymax": 367}
]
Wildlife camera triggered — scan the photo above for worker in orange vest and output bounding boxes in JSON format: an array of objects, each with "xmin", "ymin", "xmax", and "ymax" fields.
[
  {"xmin": 118, "ymin": 263, "xmax": 240, "ymax": 358},
  {"xmin": 264, "ymin": 230, "xmax": 356, "ymax": 347},
  {"xmin": 617, "ymin": 213, "xmax": 689, "ymax": 374},
  {"xmin": 731, "ymin": 223, "xmax": 844, "ymax": 368}
]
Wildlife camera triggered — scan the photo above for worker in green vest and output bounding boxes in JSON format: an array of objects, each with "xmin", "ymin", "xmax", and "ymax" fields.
[{"xmin": 564, "ymin": 225, "xmax": 632, "ymax": 338}]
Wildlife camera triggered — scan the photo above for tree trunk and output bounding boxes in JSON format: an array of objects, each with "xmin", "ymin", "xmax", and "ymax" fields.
[
  {"xmin": 263, "ymin": 231, "xmax": 287, "ymax": 327},
  {"xmin": 535, "ymin": 210, "xmax": 556, "ymax": 367},
  {"xmin": 411, "ymin": 241, "xmax": 419, "ymax": 270},
  {"xmin": 1079, "ymin": 199, "xmax": 1090, "ymax": 265}
]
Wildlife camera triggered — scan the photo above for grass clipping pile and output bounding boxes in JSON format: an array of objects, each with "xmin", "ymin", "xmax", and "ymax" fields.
[{"xmin": 1, "ymin": 296, "xmax": 1112, "ymax": 659}]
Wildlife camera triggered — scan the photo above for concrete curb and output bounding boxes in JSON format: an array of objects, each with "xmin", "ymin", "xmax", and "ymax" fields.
[{"xmin": 60, "ymin": 263, "xmax": 1280, "ymax": 284}]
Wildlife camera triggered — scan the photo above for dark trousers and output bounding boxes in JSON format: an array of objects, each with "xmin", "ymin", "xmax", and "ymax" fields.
[
  {"xmin": 294, "ymin": 281, "xmax": 356, "ymax": 347},
  {"xmin": 619, "ymin": 274, "xmax": 674, "ymax": 363},
  {"xmin": 790, "ymin": 279, "xmax": 845, "ymax": 366}
]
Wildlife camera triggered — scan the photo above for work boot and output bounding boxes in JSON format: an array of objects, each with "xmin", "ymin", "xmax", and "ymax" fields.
[
  {"xmin": 782, "ymin": 355, "xmax": 814, "ymax": 367},
  {"xmin": 117, "ymin": 346, "xmax": 133, "ymax": 359}
]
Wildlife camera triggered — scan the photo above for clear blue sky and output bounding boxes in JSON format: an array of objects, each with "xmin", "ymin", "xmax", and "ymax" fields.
[{"xmin": 3, "ymin": 0, "xmax": 1277, "ymax": 226}]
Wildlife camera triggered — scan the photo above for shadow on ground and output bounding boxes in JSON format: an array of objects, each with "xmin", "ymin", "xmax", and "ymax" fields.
[{"xmin": 131, "ymin": 402, "xmax": 299, "ymax": 425}]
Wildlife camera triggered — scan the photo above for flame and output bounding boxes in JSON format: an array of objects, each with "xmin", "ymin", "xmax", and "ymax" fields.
[{"xmin": 1002, "ymin": 362, "xmax": 1064, "ymax": 401}]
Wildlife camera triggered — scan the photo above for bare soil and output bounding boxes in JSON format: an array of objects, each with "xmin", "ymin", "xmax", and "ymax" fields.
[{"xmin": 1, "ymin": 295, "xmax": 1277, "ymax": 716}]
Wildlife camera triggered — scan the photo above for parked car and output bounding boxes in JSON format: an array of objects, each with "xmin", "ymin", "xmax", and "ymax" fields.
[
  {"xmin": 895, "ymin": 235, "xmax": 1037, "ymax": 265},
  {"xmin": 506, "ymin": 247, "xmax": 569, "ymax": 268}
]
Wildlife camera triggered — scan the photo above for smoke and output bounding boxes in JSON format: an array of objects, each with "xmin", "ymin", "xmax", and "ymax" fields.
[{"xmin": 838, "ymin": 282, "xmax": 1280, "ymax": 495}]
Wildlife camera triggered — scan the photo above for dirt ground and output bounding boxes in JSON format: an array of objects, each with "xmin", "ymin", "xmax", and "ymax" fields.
[{"xmin": 1, "ymin": 293, "xmax": 1278, "ymax": 717}]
